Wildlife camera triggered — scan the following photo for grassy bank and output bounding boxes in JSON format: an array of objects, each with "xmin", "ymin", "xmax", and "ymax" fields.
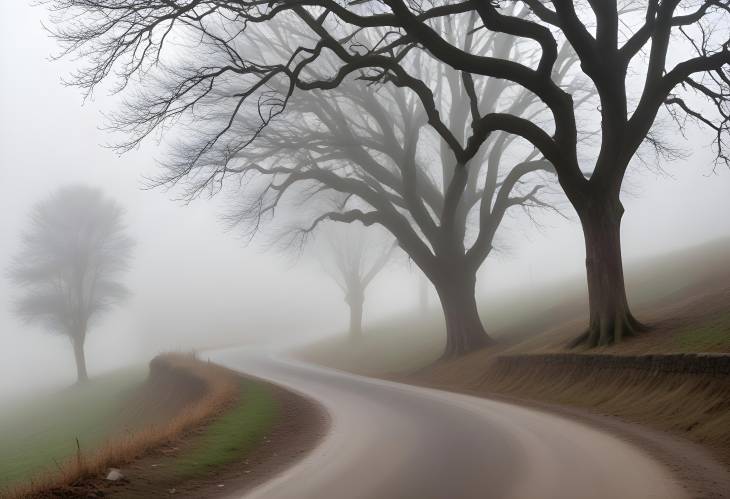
[
  {"xmin": 302, "ymin": 313, "xmax": 445, "ymax": 375},
  {"xmin": 0, "ymin": 368, "xmax": 147, "ymax": 490},
  {"xmin": 2, "ymin": 355, "xmax": 240, "ymax": 498},
  {"xmin": 301, "ymin": 238, "xmax": 730, "ymax": 376},
  {"xmin": 63, "ymin": 366, "xmax": 323, "ymax": 499},
  {"xmin": 76, "ymin": 376, "xmax": 281, "ymax": 498}
]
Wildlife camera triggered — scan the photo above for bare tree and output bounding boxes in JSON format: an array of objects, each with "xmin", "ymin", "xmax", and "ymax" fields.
[
  {"xmin": 317, "ymin": 223, "xmax": 397, "ymax": 340},
  {"xmin": 8, "ymin": 186, "xmax": 133, "ymax": 383},
  {"xmin": 219, "ymin": 70, "xmax": 568, "ymax": 356},
  {"xmin": 44, "ymin": 8, "xmax": 582, "ymax": 357},
  {"xmin": 44, "ymin": 0, "xmax": 728, "ymax": 349}
]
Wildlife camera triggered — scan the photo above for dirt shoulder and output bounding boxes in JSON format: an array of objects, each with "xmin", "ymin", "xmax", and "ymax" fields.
[
  {"xmin": 501, "ymin": 395, "xmax": 730, "ymax": 499},
  {"xmin": 175, "ymin": 381, "xmax": 327, "ymax": 499},
  {"xmin": 402, "ymin": 354, "xmax": 730, "ymax": 497},
  {"xmin": 98, "ymin": 375, "xmax": 327, "ymax": 498},
  {"xmin": 404, "ymin": 372, "xmax": 730, "ymax": 499}
]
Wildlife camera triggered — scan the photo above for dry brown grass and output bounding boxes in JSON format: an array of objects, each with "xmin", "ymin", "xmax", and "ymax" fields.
[
  {"xmin": 5, "ymin": 354, "xmax": 238, "ymax": 499},
  {"xmin": 485, "ymin": 360, "xmax": 730, "ymax": 456},
  {"xmin": 412, "ymin": 349, "xmax": 730, "ymax": 465}
]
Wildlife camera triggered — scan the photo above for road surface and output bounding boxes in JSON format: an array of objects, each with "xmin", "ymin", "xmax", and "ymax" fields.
[{"xmin": 210, "ymin": 347, "xmax": 686, "ymax": 499}]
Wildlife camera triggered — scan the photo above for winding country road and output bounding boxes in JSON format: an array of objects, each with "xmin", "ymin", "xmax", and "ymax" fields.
[{"xmin": 210, "ymin": 347, "xmax": 686, "ymax": 499}]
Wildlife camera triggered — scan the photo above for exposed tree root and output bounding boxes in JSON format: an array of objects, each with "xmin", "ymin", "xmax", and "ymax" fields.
[{"xmin": 569, "ymin": 313, "xmax": 650, "ymax": 349}]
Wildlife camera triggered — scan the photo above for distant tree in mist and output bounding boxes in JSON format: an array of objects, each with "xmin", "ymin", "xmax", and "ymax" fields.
[
  {"xmin": 317, "ymin": 223, "xmax": 397, "ymax": 340},
  {"xmin": 8, "ymin": 186, "xmax": 133, "ymax": 383}
]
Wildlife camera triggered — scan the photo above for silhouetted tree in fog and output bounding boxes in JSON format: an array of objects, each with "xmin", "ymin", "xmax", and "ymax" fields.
[
  {"xmin": 317, "ymin": 223, "xmax": 397, "ymax": 340},
  {"xmin": 222, "ymin": 72, "xmax": 570, "ymax": 356},
  {"xmin": 44, "ymin": 0, "xmax": 729, "ymax": 349},
  {"xmin": 9, "ymin": 186, "xmax": 133, "ymax": 383},
  {"xmin": 44, "ymin": 6, "xmax": 584, "ymax": 357}
]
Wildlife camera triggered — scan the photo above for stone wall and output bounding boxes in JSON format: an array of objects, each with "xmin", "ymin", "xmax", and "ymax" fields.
[{"xmin": 494, "ymin": 353, "xmax": 730, "ymax": 378}]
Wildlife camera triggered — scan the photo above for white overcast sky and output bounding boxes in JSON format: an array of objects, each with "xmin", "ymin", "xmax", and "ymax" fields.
[{"xmin": 1, "ymin": 2, "xmax": 729, "ymax": 397}]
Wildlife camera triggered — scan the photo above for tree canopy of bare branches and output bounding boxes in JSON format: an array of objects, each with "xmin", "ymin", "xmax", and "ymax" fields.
[
  {"xmin": 44, "ymin": 0, "xmax": 730, "ymax": 350},
  {"xmin": 209, "ymin": 32, "xmax": 573, "ymax": 355}
]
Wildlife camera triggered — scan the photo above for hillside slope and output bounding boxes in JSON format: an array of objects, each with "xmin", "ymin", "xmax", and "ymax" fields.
[
  {"xmin": 301, "ymin": 237, "xmax": 730, "ymax": 374},
  {"xmin": 302, "ymin": 238, "xmax": 730, "ymax": 471}
]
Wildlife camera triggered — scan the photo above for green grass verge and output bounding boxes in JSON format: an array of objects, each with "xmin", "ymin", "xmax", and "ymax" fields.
[
  {"xmin": 0, "ymin": 368, "xmax": 146, "ymax": 488},
  {"xmin": 673, "ymin": 311, "xmax": 730, "ymax": 352},
  {"xmin": 163, "ymin": 379, "xmax": 278, "ymax": 480}
]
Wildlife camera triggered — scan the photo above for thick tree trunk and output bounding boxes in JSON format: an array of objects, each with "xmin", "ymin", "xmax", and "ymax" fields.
[
  {"xmin": 572, "ymin": 199, "xmax": 646, "ymax": 347},
  {"xmin": 346, "ymin": 288, "xmax": 364, "ymax": 341},
  {"xmin": 435, "ymin": 271, "xmax": 492, "ymax": 358},
  {"xmin": 72, "ymin": 338, "xmax": 88, "ymax": 383}
]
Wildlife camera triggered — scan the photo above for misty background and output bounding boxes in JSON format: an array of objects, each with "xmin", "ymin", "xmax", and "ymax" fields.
[{"xmin": 1, "ymin": 2, "xmax": 729, "ymax": 399}]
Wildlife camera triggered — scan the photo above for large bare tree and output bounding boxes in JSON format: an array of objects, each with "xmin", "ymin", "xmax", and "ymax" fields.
[
  {"xmin": 45, "ymin": 8, "xmax": 580, "ymax": 356},
  {"xmin": 8, "ymin": 186, "xmax": 133, "ymax": 383},
  {"xmin": 44, "ymin": 0, "xmax": 729, "ymax": 349},
  {"xmin": 218, "ymin": 68, "xmax": 569, "ymax": 355}
]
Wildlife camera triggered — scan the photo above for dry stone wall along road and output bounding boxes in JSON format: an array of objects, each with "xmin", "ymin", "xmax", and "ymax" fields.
[{"xmin": 494, "ymin": 353, "xmax": 730, "ymax": 377}]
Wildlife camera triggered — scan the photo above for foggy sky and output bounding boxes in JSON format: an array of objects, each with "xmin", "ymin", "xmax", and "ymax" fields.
[{"xmin": 1, "ymin": 2, "xmax": 729, "ymax": 398}]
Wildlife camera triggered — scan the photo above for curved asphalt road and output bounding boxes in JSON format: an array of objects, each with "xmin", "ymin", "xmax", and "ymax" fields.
[{"xmin": 210, "ymin": 347, "xmax": 686, "ymax": 499}]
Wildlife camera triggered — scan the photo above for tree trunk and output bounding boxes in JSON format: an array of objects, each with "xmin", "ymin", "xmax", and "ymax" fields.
[
  {"xmin": 73, "ymin": 338, "xmax": 88, "ymax": 383},
  {"xmin": 418, "ymin": 274, "xmax": 429, "ymax": 313},
  {"xmin": 572, "ymin": 199, "xmax": 646, "ymax": 348},
  {"xmin": 346, "ymin": 288, "xmax": 364, "ymax": 341},
  {"xmin": 435, "ymin": 271, "xmax": 492, "ymax": 358}
]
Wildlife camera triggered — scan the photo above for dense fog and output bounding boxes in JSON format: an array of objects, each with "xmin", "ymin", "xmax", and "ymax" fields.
[{"xmin": 1, "ymin": 1, "xmax": 729, "ymax": 399}]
